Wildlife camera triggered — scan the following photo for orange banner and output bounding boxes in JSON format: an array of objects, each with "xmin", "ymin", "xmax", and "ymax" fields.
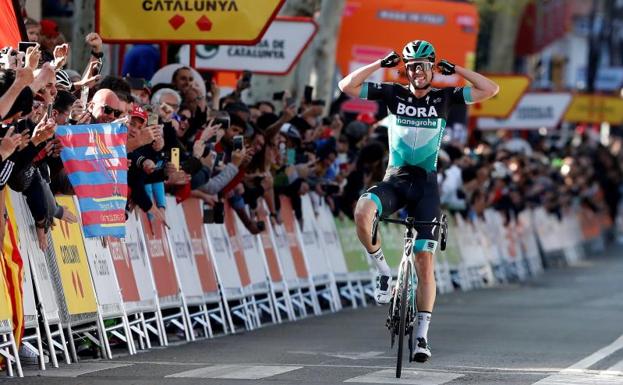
[{"xmin": 337, "ymin": 0, "xmax": 478, "ymax": 86}]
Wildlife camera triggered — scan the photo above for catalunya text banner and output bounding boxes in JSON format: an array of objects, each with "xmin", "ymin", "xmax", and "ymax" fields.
[{"xmin": 56, "ymin": 123, "xmax": 128, "ymax": 238}]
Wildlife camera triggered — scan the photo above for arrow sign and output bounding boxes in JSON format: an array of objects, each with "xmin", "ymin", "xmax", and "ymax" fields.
[
  {"xmin": 179, "ymin": 17, "xmax": 318, "ymax": 75},
  {"xmin": 469, "ymin": 75, "xmax": 531, "ymax": 119}
]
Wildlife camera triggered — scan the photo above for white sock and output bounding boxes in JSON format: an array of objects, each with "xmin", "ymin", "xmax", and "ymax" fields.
[
  {"xmin": 367, "ymin": 248, "xmax": 391, "ymax": 276},
  {"xmin": 416, "ymin": 311, "xmax": 432, "ymax": 340}
]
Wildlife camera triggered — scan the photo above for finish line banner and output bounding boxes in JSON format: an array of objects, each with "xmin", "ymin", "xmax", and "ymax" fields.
[{"xmin": 56, "ymin": 123, "xmax": 128, "ymax": 238}]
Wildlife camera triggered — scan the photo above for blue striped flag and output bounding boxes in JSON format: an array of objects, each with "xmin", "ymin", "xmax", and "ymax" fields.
[{"xmin": 56, "ymin": 123, "xmax": 127, "ymax": 238}]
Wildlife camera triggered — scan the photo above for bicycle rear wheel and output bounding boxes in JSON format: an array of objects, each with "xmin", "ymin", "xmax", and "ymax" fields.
[{"xmin": 396, "ymin": 262, "xmax": 411, "ymax": 378}]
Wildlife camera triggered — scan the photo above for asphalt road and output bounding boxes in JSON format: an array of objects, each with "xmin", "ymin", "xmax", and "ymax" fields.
[{"xmin": 13, "ymin": 246, "xmax": 623, "ymax": 385}]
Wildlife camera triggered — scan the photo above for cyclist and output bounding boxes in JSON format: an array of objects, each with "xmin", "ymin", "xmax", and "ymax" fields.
[{"xmin": 338, "ymin": 40, "xmax": 498, "ymax": 362}]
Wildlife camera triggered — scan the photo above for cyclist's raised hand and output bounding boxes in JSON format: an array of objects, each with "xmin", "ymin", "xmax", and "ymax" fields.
[
  {"xmin": 437, "ymin": 60, "xmax": 456, "ymax": 75},
  {"xmin": 380, "ymin": 51, "xmax": 401, "ymax": 68}
]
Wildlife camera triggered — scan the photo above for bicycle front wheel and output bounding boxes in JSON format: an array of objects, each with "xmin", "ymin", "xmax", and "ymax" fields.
[{"xmin": 396, "ymin": 261, "xmax": 411, "ymax": 378}]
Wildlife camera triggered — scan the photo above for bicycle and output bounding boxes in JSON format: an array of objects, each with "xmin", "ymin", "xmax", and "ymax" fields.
[{"xmin": 371, "ymin": 211, "xmax": 448, "ymax": 378}]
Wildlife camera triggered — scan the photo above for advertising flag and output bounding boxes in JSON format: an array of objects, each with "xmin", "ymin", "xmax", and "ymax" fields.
[{"xmin": 56, "ymin": 123, "xmax": 128, "ymax": 238}]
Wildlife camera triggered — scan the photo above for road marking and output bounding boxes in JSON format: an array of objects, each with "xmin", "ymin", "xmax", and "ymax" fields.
[
  {"xmin": 288, "ymin": 350, "xmax": 388, "ymax": 360},
  {"xmin": 568, "ymin": 334, "xmax": 623, "ymax": 370},
  {"xmin": 24, "ymin": 362, "xmax": 133, "ymax": 377},
  {"xmin": 532, "ymin": 372, "xmax": 623, "ymax": 385},
  {"xmin": 607, "ymin": 359, "xmax": 623, "ymax": 372},
  {"xmin": 166, "ymin": 364, "xmax": 303, "ymax": 379},
  {"xmin": 532, "ymin": 334, "xmax": 623, "ymax": 385},
  {"xmin": 344, "ymin": 369, "xmax": 463, "ymax": 384}
]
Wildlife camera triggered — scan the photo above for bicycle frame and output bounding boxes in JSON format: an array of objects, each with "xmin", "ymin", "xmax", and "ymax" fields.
[{"xmin": 390, "ymin": 225, "xmax": 418, "ymax": 330}]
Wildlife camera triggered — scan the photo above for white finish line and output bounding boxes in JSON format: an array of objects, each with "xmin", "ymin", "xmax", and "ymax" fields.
[
  {"xmin": 344, "ymin": 369, "xmax": 463, "ymax": 384},
  {"xmin": 167, "ymin": 364, "xmax": 303, "ymax": 379},
  {"xmin": 24, "ymin": 362, "xmax": 133, "ymax": 377}
]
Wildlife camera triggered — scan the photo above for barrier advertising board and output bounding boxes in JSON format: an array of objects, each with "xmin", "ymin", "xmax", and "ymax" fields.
[
  {"xmin": 478, "ymin": 92, "xmax": 572, "ymax": 129},
  {"xmin": 97, "ymin": 0, "xmax": 285, "ymax": 44},
  {"xmin": 48, "ymin": 196, "xmax": 97, "ymax": 315}
]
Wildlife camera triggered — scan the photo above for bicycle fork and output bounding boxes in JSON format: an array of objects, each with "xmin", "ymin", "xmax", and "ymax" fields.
[{"xmin": 388, "ymin": 231, "xmax": 418, "ymax": 340}]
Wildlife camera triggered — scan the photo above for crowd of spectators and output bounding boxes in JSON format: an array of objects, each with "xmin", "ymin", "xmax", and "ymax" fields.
[
  {"xmin": 439, "ymin": 131, "xmax": 622, "ymax": 229},
  {"xmin": 1, "ymin": 17, "xmax": 621, "ymax": 258}
]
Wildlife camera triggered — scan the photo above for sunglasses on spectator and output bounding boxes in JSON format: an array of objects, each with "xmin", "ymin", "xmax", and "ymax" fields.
[
  {"xmin": 405, "ymin": 62, "xmax": 434, "ymax": 72},
  {"xmin": 102, "ymin": 105, "xmax": 122, "ymax": 117}
]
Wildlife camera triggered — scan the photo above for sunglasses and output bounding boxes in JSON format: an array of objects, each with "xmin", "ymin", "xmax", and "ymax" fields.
[
  {"xmin": 405, "ymin": 62, "xmax": 434, "ymax": 72},
  {"xmin": 102, "ymin": 105, "xmax": 122, "ymax": 118}
]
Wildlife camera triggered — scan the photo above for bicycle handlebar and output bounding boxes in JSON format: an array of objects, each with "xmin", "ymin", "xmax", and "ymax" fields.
[{"xmin": 371, "ymin": 210, "xmax": 444, "ymax": 246}]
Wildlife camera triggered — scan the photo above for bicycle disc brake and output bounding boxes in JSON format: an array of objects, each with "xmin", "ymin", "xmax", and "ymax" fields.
[{"xmin": 386, "ymin": 295, "xmax": 402, "ymax": 349}]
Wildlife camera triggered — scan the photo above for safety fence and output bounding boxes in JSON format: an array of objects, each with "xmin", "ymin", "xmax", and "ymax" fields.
[{"xmin": 0, "ymin": 190, "xmax": 617, "ymax": 376}]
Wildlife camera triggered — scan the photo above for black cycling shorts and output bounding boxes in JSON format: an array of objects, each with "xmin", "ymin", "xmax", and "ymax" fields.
[{"xmin": 360, "ymin": 165, "xmax": 440, "ymax": 253}]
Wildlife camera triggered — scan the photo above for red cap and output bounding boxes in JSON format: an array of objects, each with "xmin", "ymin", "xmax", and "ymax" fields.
[
  {"xmin": 130, "ymin": 105, "xmax": 148, "ymax": 121},
  {"xmin": 356, "ymin": 112, "xmax": 376, "ymax": 125},
  {"xmin": 40, "ymin": 19, "xmax": 59, "ymax": 38}
]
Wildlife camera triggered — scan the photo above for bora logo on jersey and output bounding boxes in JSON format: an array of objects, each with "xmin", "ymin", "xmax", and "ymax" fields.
[{"xmin": 396, "ymin": 102, "xmax": 438, "ymax": 118}]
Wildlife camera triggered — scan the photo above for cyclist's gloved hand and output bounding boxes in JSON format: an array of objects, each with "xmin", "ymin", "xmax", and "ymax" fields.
[
  {"xmin": 380, "ymin": 51, "xmax": 401, "ymax": 68},
  {"xmin": 437, "ymin": 59, "xmax": 456, "ymax": 75}
]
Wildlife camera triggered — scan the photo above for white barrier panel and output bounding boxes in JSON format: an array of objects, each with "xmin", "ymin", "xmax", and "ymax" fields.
[
  {"xmin": 517, "ymin": 210, "xmax": 542, "ymax": 274},
  {"xmin": 0, "ymin": 270, "xmax": 22, "ymax": 377},
  {"xmin": 164, "ymin": 197, "xmax": 205, "ymax": 306},
  {"xmin": 484, "ymin": 210, "xmax": 527, "ymax": 281},
  {"xmin": 232, "ymin": 208, "xmax": 278, "ymax": 325},
  {"xmin": 82, "ymin": 236, "xmax": 124, "ymax": 318},
  {"xmin": 10, "ymin": 192, "xmax": 61, "ymax": 323},
  {"xmin": 5, "ymin": 192, "xmax": 45, "ymax": 370},
  {"xmin": 474, "ymin": 216, "xmax": 503, "ymax": 268},
  {"xmin": 107, "ymin": 237, "xmax": 143, "ymax": 311},
  {"xmin": 533, "ymin": 208, "xmax": 560, "ymax": 253},
  {"xmin": 207, "ymin": 213, "xmax": 256, "ymax": 332},
  {"xmin": 204, "ymin": 223, "xmax": 244, "ymax": 298},
  {"xmin": 269, "ymin": 221, "xmax": 300, "ymax": 287},
  {"xmin": 300, "ymin": 195, "xmax": 333, "ymax": 283},
  {"xmin": 21, "ymin": 242, "xmax": 38, "ymax": 328},
  {"xmin": 124, "ymin": 213, "xmax": 167, "ymax": 347},
  {"xmin": 180, "ymin": 199, "xmax": 221, "ymax": 302},
  {"xmin": 299, "ymin": 195, "xmax": 339, "ymax": 311},
  {"xmin": 315, "ymin": 203, "xmax": 349, "ymax": 279},
  {"xmin": 125, "ymin": 213, "xmax": 160, "ymax": 311},
  {"xmin": 9, "ymin": 191, "xmax": 70, "ymax": 367},
  {"xmin": 231, "ymin": 210, "xmax": 270, "ymax": 294},
  {"xmin": 81, "ymin": 234, "xmax": 135, "ymax": 357},
  {"xmin": 454, "ymin": 214, "xmax": 494, "ymax": 287}
]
